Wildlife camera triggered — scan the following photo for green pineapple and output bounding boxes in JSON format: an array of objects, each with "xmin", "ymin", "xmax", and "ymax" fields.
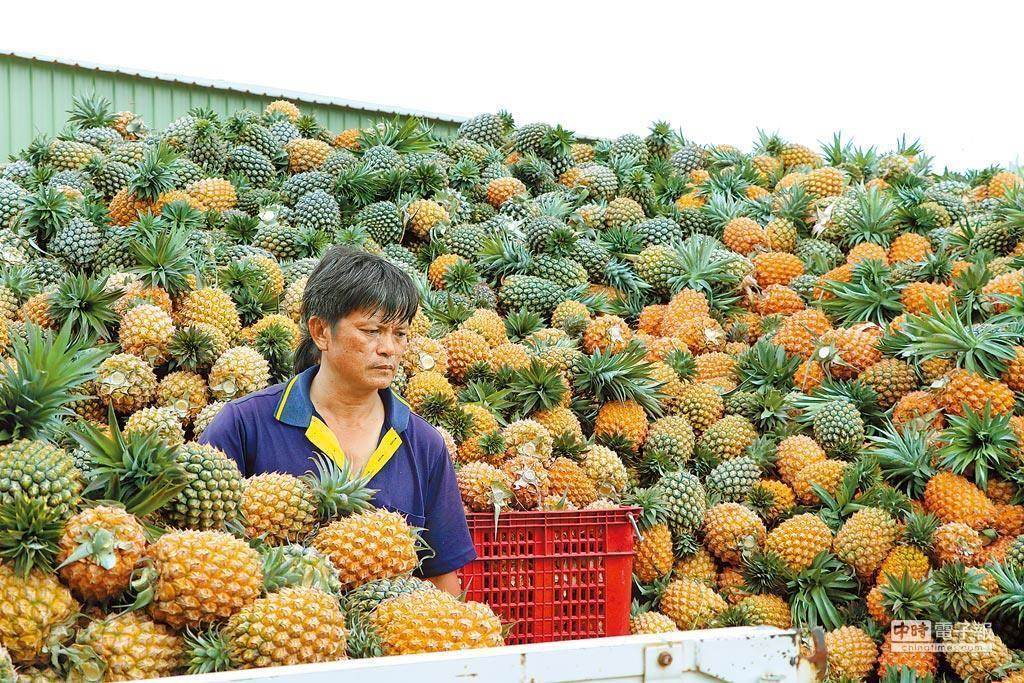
[
  {"xmin": 812, "ymin": 399, "xmax": 865, "ymax": 457},
  {"xmin": 651, "ymin": 470, "xmax": 707, "ymax": 536},
  {"xmin": 163, "ymin": 442, "xmax": 244, "ymax": 531},
  {"xmin": 50, "ymin": 202, "xmax": 107, "ymax": 267},
  {"xmin": 704, "ymin": 455, "xmax": 760, "ymax": 503},
  {"xmin": 498, "ymin": 275, "xmax": 564, "ymax": 316},
  {"xmin": 186, "ymin": 117, "xmax": 228, "ymax": 174},
  {"xmin": 261, "ymin": 544, "xmax": 342, "ymax": 597},
  {"xmin": 227, "ymin": 145, "xmax": 277, "ymax": 187},
  {"xmin": 292, "ymin": 189, "xmax": 340, "ymax": 231}
]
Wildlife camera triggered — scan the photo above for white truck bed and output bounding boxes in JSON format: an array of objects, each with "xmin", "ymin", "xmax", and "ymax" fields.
[{"xmin": 146, "ymin": 627, "xmax": 816, "ymax": 683}]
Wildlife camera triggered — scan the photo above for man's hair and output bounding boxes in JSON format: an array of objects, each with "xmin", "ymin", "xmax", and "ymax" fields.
[{"xmin": 294, "ymin": 246, "xmax": 419, "ymax": 373}]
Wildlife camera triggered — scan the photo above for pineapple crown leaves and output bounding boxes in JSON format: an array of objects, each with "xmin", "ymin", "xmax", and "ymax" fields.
[
  {"xmin": 129, "ymin": 143, "xmax": 180, "ymax": 201},
  {"xmin": 841, "ymin": 186, "xmax": 901, "ymax": 248},
  {"xmin": 458, "ymin": 382, "xmax": 512, "ymax": 421},
  {"xmin": 0, "ymin": 322, "xmax": 109, "ymax": 443},
  {"xmin": 303, "ymin": 453, "xmax": 378, "ymax": 520},
  {"xmin": 879, "ymin": 666, "xmax": 935, "ymax": 683},
  {"xmin": 621, "ymin": 486, "xmax": 667, "ymax": 531},
  {"xmin": 476, "ymin": 233, "xmax": 534, "ymax": 280},
  {"xmin": 818, "ymin": 259, "xmax": 904, "ymax": 326},
  {"xmin": 819, "ymin": 132, "xmax": 853, "ymax": 167},
  {"xmin": 572, "ymin": 342, "xmax": 664, "ymax": 417},
  {"xmin": 788, "ymin": 377, "xmax": 885, "ymax": 433},
  {"xmin": 18, "ymin": 184, "xmax": 73, "ymax": 243},
  {"xmin": 332, "ymin": 165, "xmax": 384, "ymax": 211},
  {"xmin": 869, "ymin": 422, "xmax": 937, "ymax": 499},
  {"xmin": 507, "ymin": 359, "xmax": 569, "ymax": 418},
  {"xmin": 663, "ymin": 349, "xmax": 697, "ymax": 382},
  {"xmin": 70, "ymin": 404, "xmax": 188, "ymax": 518},
  {"xmin": 441, "ymin": 259, "xmax": 482, "ymax": 296},
  {"xmin": 812, "ymin": 458, "xmax": 882, "ymax": 531},
  {"xmin": 49, "ymin": 272, "xmax": 123, "ymax": 343},
  {"xmin": 0, "ymin": 493, "xmax": 65, "ymax": 577},
  {"xmin": 984, "ymin": 562, "xmax": 1024, "ymax": 627},
  {"xmin": 786, "ymin": 551, "xmax": 861, "ymax": 631},
  {"xmin": 184, "ymin": 627, "xmax": 233, "ymax": 675},
  {"xmin": 251, "ymin": 322, "xmax": 296, "ymax": 384},
  {"xmin": 901, "ymin": 511, "xmax": 940, "ymax": 550},
  {"xmin": 937, "ymin": 404, "xmax": 1019, "ymax": 491},
  {"xmin": 667, "ymin": 237, "xmax": 742, "ymax": 300},
  {"xmin": 878, "ymin": 571, "xmax": 939, "ymax": 622},
  {"xmin": 880, "ymin": 300, "xmax": 1021, "ymax": 377},
  {"xmin": 701, "ymin": 192, "xmax": 750, "ymax": 231},
  {"xmin": 735, "ymin": 339, "xmax": 800, "ymax": 392},
  {"xmin": 739, "ymin": 547, "xmax": 794, "ymax": 597},
  {"xmin": 930, "ymin": 562, "xmax": 989, "ymax": 623},
  {"xmin": 357, "ymin": 116, "xmax": 435, "ymax": 156},
  {"xmin": 130, "ymin": 227, "xmax": 194, "ymax": 297},
  {"xmin": 168, "ymin": 325, "xmax": 220, "ymax": 373}
]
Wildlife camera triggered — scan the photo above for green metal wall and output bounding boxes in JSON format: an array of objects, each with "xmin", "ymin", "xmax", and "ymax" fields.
[{"xmin": 0, "ymin": 53, "xmax": 462, "ymax": 159}]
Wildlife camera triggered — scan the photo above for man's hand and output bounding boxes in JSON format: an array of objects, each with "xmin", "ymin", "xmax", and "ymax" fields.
[{"xmin": 428, "ymin": 571, "xmax": 462, "ymax": 596}]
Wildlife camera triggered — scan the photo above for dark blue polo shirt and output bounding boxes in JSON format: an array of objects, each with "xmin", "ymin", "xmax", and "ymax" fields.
[{"xmin": 198, "ymin": 365, "xmax": 476, "ymax": 577}]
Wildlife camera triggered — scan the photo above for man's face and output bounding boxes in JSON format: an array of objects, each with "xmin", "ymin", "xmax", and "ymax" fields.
[{"xmin": 316, "ymin": 309, "xmax": 410, "ymax": 391}]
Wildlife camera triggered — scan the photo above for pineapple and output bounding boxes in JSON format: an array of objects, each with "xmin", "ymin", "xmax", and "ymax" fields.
[
  {"xmin": 201, "ymin": 587, "xmax": 347, "ymax": 670},
  {"xmin": 157, "ymin": 370, "xmax": 210, "ymax": 419},
  {"xmin": 165, "ymin": 442, "xmax": 244, "ymax": 531},
  {"xmin": 311, "ymin": 508, "xmax": 420, "ymax": 590},
  {"xmin": 923, "ymin": 471, "xmax": 995, "ymax": 529},
  {"xmin": 175, "ymin": 286, "xmax": 242, "ymax": 341},
  {"xmin": 96, "ymin": 352, "xmax": 158, "ymax": 413},
  {"xmin": 0, "ymin": 439, "xmax": 83, "ymax": 518},
  {"xmin": 944, "ymin": 622, "xmax": 1012, "ymax": 681},
  {"xmin": 457, "ymin": 461, "xmax": 512, "ymax": 512},
  {"xmin": 547, "ymin": 457, "xmax": 598, "ymax": 508},
  {"xmin": 107, "ymin": 144, "xmax": 178, "ymax": 225},
  {"xmin": 765, "ymin": 512, "xmax": 834, "ymax": 572},
  {"xmin": 629, "ymin": 605, "xmax": 678, "ymax": 635},
  {"xmin": 659, "ymin": 578, "xmax": 727, "ymax": 630},
  {"xmin": 0, "ymin": 563, "xmax": 78, "ymax": 665},
  {"xmin": 144, "ymin": 529, "xmax": 263, "ymax": 630},
  {"xmin": 124, "ymin": 406, "xmax": 186, "ymax": 446},
  {"xmin": 674, "ymin": 383, "xmax": 724, "ymax": 432},
  {"xmin": 370, "ymin": 589, "xmax": 503, "ymax": 655},
  {"xmin": 738, "ymin": 594, "xmax": 791, "ymax": 629},
  {"xmin": 833, "ymin": 506, "xmax": 899, "ymax": 578},
  {"xmin": 696, "ymin": 415, "xmax": 758, "ymax": 462},
  {"xmin": 208, "ymin": 345, "xmax": 271, "ymax": 401},
  {"xmin": 74, "ymin": 611, "xmax": 185, "ymax": 680},
  {"xmin": 824, "ymin": 626, "xmax": 878, "ymax": 681},
  {"xmin": 580, "ymin": 444, "xmax": 628, "ymax": 497},
  {"xmin": 56, "ymin": 504, "xmax": 146, "ymax": 602},
  {"xmin": 119, "ymin": 303, "xmax": 176, "ymax": 365},
  {"xmin": 702, "ymin": 502, "xmax": 766, "ymax": 565}
]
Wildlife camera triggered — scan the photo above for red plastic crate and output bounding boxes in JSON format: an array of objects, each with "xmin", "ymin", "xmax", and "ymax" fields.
[{"xmin": 460, "ymin": 508, "xmax": 637, "ymax": 645}]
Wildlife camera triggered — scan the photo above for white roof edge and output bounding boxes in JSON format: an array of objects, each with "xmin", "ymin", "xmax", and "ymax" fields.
[{"xmin": 1, "ymin": 50, "xmax": 468, "ymax": 126}]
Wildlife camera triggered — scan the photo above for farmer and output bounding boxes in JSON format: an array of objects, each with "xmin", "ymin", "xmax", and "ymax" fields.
[{"xmin": 200, "ymin": 246, "xmax": 475, "ymax": 593}]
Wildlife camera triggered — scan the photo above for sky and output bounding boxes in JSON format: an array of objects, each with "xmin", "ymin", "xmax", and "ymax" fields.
[{"xmin": 3, "ymin": 1, "xmax": 1022, "ymax": 171}]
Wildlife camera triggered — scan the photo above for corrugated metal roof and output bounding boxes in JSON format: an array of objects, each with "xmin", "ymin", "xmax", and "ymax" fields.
[{"xmin": 1, "ymin": 50, "xmax": 467, "ymax": 125}]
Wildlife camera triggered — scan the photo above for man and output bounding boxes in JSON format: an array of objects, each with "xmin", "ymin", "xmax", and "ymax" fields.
[{"xmin": 200, "ymin": 246, "xmax": 475, "ymax": 593}]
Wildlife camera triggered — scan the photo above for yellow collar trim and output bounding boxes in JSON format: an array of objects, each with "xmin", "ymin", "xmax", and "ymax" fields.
[{"xmin": 305, "ymin": 417, "xmax": 402, "ymax": 480}]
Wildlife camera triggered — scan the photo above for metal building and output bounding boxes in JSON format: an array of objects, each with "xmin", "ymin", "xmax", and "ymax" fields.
[{"xmin": 0, "ymin": 51, "xmax": 464, "ymax": 159}]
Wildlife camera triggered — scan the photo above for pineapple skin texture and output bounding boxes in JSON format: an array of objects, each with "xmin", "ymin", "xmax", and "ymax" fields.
[
  {"xmin": 0, "ymin": 564, "xmax": 79, "ymax": 665},
  {"xmin": 225, "ymin": 587, "xmax": 347, "ymax": 669},
  {"xmin": 312, "ymin": 509, "xmax": 419, "ymax": 590},
  {"xmin": 146, "ymin": 530, "xmax": 263, "ymax": 630},
  {"xmin": 371, "ymin": 589, "xmax": 503, "ymax": 655}
]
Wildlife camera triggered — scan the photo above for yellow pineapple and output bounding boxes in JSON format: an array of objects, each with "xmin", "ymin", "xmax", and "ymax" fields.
[
  {"xmin": 311, "ymin": 509, "xmax": 419, "ymax": 590},
  {"xmin": 0, "ymin": 563, "xmax": 79, "ymax": 665},
  {"xmin": 659, "ymin": 578, "xmax": 727, "ymax": 630},
  {"xmin": 371, "ymin": 589, "xmax": 503, "ymax": 654},
  {"xmin": 824, "ymin": 626, "xmax": 877, "ymax": 681},
  {"xmin": 57, "ymin": 505, "xmax": 147, "ymax": 603},
  {"xmin": 74, "ymin": 611, "xmax": 184, "ymax": 680},
  {"xmin": 702, "ymin": 502, "xmax": 766, "ymax": 566},
  {"xmin": 144, "ymin": 530, "xmax": 263, "ymax": 630},
  {"xmin": 765, "ymin": 513, "xmax": 833, "ymax": 572},
  {"xmin": 833, "ymin": 507, "xmax": 898, "ymax": 578},
  {"xmin": 208, "ymin": 346, "xmax": 271, "ymax": 401}
]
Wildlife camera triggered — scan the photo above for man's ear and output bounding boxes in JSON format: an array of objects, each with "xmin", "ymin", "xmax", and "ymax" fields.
[{"xmin": 308, "ymin": 316, "xmax": 331, "ymax": 351}]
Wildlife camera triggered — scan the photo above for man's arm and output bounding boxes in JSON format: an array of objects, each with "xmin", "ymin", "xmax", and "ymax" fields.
[
  {"xmin": 428, "ymin": 571, "xmax": 462, "ymax": 596},
  {"xmin": 418, "ymin": 429, "xmax": 477, "ymax": 581}
]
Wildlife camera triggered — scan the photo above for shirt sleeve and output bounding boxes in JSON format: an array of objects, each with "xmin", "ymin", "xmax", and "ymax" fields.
[
  {"xmin": 197, "ymin": 401, "xmax": 249, "ymax": 476},
  {"xmin": 418, "ymin": 434, "xmax": 477, "ymax": 577}
]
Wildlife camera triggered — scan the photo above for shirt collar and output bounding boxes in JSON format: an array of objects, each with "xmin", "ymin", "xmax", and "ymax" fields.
[{"xmin": 274, "ymin": 365, "xmax": 410, "ymax": 433}]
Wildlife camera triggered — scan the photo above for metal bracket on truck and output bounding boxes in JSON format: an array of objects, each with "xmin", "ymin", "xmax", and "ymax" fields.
[{"xmin": 144, "ymin": 626, "xmax": 819, "ymax": 683}]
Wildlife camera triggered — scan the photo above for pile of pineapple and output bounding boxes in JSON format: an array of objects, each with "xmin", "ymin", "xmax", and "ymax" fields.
[{"xmin": 3, "ymin": 92, "xmax": 1024, "ymax": 682}]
